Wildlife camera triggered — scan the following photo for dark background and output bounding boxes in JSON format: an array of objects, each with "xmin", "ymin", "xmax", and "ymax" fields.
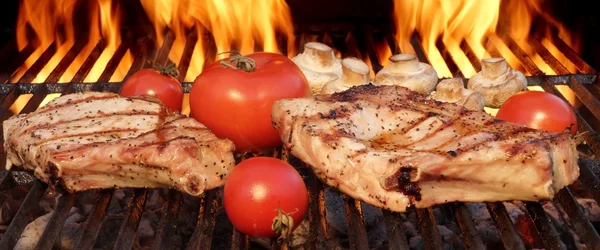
[{"xmin": 0, "ymin": 0, "xmax": 598, "ymax": 71}]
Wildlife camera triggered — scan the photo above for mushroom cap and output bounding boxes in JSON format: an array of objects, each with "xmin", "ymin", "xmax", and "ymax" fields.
[
  {"xmin": 467, "ymin": 58, "xmax": 527, "ymax": 108},
  {"xmin": 292, "ymin": 42, "xmax": 343, "ymax": 95},
  {"xmin": 321, "ymin": 57, "xmax": 370, "ymax": 94},
  {"xmin": 374, "ymin": 54, "xmax": 439, "ymax": 95},
  {"xmin": 430, "ymin": 78, "xmax": 485, "ymax": 111}
]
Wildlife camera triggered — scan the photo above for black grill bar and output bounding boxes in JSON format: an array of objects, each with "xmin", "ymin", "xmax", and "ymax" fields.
[
  {"xmin": 74, "ymin": 190, "xmax": 114, "ymax": 249},
  {"xmin": 523, "ymin": 202, "xmax": 567, "ymax": 250},
  {"xmin": 416, "ymin": 208, "xmax": 444, "ymax": 250},
  {"xmin": 0, "ymin": 181, "xmax": 46, "ymax": 250},
  {"xmin": 45, "ymin": 42, "xmax": 87, "ymax": 83},
  {"xmin": 0, "ymin": 44, "xmax": 34, "ymax": 83},
  {"xmin": 459, "ymin": 40, "xmax": 483, "ymax": 72},
  {"xmin": 344, "ymin": 197, "xmax": 369, "ymax": 249},
  {"xmin": 0, "ymin": 171, "xmax": 13, "ymax": 207},
  {"xmin": 435, "ymin": 38, "xmax": 462, "ymax": 78},
  {"xmin": 33, "ymin": 193, "xmax": 76, "ymax": 250},
  {"xmin": 410, "ymin": 33, "xmax": 430, "ymax": 64},
  {"xmin": 554, "ymin": 188, "xmax": 600, "ymax": 249},
  {"xmin": 113, "ymin": 189, "xmax": 150, "ymax": 250},
  {"xmin": 450, "ymin": 203, "xmax": 485, "ymax": 249},
  {"xmin": 177, "ymin": 31, "xmax": 198, "ymax": 84},
  {"xmin": 153, "ymin": 32, "xmax": 175, "ymax": 68},
  {"xmin": 152, "ymin": 191, "xmax": 183, "ymax": 250},
  {"xmin": 487, "ymin": 202, "xmax": 527, "ymax": 250},
  {"xmin": 383, "ymin": 211, "xmax": 410, "ymax": 250},
  {"xmin": 304, "ymin": 162, "xmax": 336, "ymax": 249},
  {"xmin": 540, "ymin": 32, "xmax": 596, "ymax": 74},
  {"xmin": 71, "ymin": 40, "xmax": 107, "ymax": 83},
  {"xmin": 98, "ymin": 36, "xmax": 133, "ymax": 82},
  {"xmin": 186, "ymin": 189, "xmax": 219, "ymax": 250}
]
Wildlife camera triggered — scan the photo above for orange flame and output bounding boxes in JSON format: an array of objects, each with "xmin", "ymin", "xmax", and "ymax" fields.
[
  {"xmin": 392, "ymin": 0, "xmax": 580, "ymax": 77},
  {"xmin": 11, "ymin": 0, "xmax": 581, "ymax": 115},
  {"xmin": 391, "ymin": 0, "xmax": 580, "ymax": 107},
  {"xmin": 13, "ymin": 0, "xmax": 133, "ymax": 84},
  {"xmin": 140, "ymin": 0, "xmax": 295, "ymax": 81}
]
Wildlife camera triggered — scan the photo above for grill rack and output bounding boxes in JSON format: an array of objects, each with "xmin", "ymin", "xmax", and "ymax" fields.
[{"xmin": 0, "ymin": 24, "xmax": 598, "ymax": 250}]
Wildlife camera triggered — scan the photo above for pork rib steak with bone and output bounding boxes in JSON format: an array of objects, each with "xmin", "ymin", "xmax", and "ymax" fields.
[
  {"xmin": 3, "ymin": 92, "xmax": 236, "ymax": 196},
  {"xmin": 272, "ymin": 84, "xmax": 579, "ymax": 212}
]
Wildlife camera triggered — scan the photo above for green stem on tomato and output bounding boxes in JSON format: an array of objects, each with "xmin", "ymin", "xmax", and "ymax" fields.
[
  {"xmin": 155, "ymin": 61, "xmax": 180, "ymax": 79},
  {"xmin": 219, "ymin": 51, "xmax": 257, "ymax": 73},
  {"xmin": 271, "ymin": 201, "xmax": 297, "ymax": 244}
]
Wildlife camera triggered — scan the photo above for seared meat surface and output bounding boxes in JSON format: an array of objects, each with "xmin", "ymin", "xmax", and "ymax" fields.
[
  {"xmin": 272, "ymin": 84, "xmax": 579, "ymax": 212},
  {"xmin": 3, "ymin": 92, "xmax": 236, "ymax": 196}
]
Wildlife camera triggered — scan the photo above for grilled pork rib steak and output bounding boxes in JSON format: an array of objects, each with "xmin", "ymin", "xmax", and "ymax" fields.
[
  {"xmin": 272, "ymin": 84, "xmax": 579, "ymax": 212},
  {"xmin": 3, "ymin": 92, "xmax": 236, "ymax": 196}
]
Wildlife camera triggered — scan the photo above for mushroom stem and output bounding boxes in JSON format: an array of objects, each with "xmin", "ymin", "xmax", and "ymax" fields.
[
  {"xmin": 303, "ymin": 42, "xmax": 337, "ymax": 68},
  {"xmin": 341, "ymin": 57, "xmax": 370, "ymax": 86},
  {"xmin": 388, "ymin": 54, "xmax": 420, "ymax": 73},
  {"xmin": 481, "ymin": 58, "xmax": 509, "ymax": 79}
]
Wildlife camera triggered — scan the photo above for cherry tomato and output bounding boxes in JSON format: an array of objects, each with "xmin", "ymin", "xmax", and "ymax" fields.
[
  {"xmin": 496, "ymin": 91, "xmax": 578, "ymax": 135},
  {"xmin": 120, "ymin": 68, "xmax": 184, "ymax": 112},
  {"xmin": 190, "ymin": 52, "xmax": 310, "ymax": 153},
  {"xmin": 224, "ymin": 157, "xmax": 309, "ymax": 238}
]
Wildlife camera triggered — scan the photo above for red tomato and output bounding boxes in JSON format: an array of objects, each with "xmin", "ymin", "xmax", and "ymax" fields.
[
  {"xmin": 120, "ymin": 68, "xmax": 184, "ymax": 112},
  {"xmin": 224, "ymin": 157, "xmax": 309, "ymax": 238},
  {"xmin": 190, "ymin": 52, "xmax": 310, "ymax": 153},
  {"xmin": 496, "ymin": 91, "xmax": 578, "ymax": 135}
]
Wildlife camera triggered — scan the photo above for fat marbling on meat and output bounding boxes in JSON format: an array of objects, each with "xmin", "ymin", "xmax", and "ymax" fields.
[
  {"xmin": 272, "ymin": 84, "xmax": 579, "ymax": 212},
  {"xmin": 3, "ymin": 91, "xmax": 236, "ymax": 196}
]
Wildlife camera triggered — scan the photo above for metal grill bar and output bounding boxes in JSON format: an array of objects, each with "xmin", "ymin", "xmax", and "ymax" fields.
[
  {"xmin": 177, "ymin": 31, "xmax": 198, "ymax": 83},
  {"xmin": 0, "ymin": 181, "xmax": 46, "ymax": 250},
  {"xmin": 45, "ymin": 42, "xmax": 87, "ymax": 82},
  {"xmin": 415, "ymin": 208, "xmax": 443, "ymax": 250},
  {"xmin": 554, "ymin": 188, "xmax": 600, "ymax": 249},
  {"xmin": 540, "ymin": 32, "xmax": 596, "ymax": 74},
  {"xmin": 382, "ymin": 211, "xmax": 409, "ymax": 250},
  {"xmin": 98, "ymin": 38, "xmax": 132, "ymax": 82},
  {"xmin": 18, "ymin": 43, "xmax": 58, "ymax": 83},
  {"xmin": 0, "ymin": 44, "xmax": 34, "ymax": 83},
  {"xmin": 113, "ymin": 189, "xmax": 150, "ymax": 250},
  {"xmin": 523, "ymin": 202, "xmax": 566, "ymax": 250},
  {"xmin": 186, "ymin": 189, "xmax": 219, "ymax": 250},
  {"xmin": 435, "ymin": 38, "xmax": 462, "ymax": 78},
  {"xmin": 71, "ymin": 40, "xmax": 107, "ymax": 83},
  {"xmin": 450, "ymin": 203, "xmax": 485, "ymax": 249},
  {"xmin": 459, "ymin": 40, "xmax": 482, "ymax": 72},
  {"xmin": 33, "ymin": 193, "xmax": 76, "ymax": 250},
  {"xmin": 74, "ymin": 190, "xmax": 114, "ymax": 249},
  {"xmin": 487, "ymin": 202, "xmax": 527, "ymax": 250}
]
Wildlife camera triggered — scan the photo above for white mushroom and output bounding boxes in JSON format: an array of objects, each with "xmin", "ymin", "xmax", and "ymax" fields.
[
  {"xmin": 292, "ymin": 42, "xmax": 343, "ymax": 95},
  {"xmin": 374, "ymin": 53, "xmax": 439, "ymax": 95},
  {"xmin": 467, "ymin": 58, "xmax": 527, "ymax": 108},
  {"xmin": 321, "ymin": 57, "xmax": 370, "ymax": 94},
  {"xmin": 430, "ymin": 78, "xmax": 486, "ymax": 111}
]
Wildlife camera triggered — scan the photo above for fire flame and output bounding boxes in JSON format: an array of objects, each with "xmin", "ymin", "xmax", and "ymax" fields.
[
  {"xmin": 139, "ymin": 0, "xmax": 295, "ymax": 81},
  {"xmin": 392, "ymin": 0, "xmax": 580, "ymax": 109},
  {"xmin": 10, "ymin": 0, "xmax": 581, "ymax": 114}
]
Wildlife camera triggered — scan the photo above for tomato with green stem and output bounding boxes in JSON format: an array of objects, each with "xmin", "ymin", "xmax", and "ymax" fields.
[
  {"xmin": 190, "ymin": 52, "xmax": 310, "ymax": 153},
  {"xmin": 224, "ymin": 157, "xmax": 309, "ymax": 239}
]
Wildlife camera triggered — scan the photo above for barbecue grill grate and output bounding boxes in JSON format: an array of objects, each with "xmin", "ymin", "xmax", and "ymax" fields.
[{"xmin": 0, "ymin": 24, "xmax": 599, "ymax": 250}]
